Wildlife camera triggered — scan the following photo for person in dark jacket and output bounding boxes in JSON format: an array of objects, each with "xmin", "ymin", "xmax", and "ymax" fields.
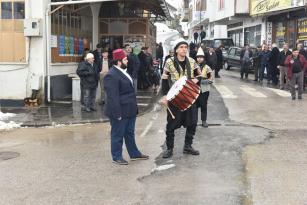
[
  {"xmin": 138, "ymin": 47, "xmax": 152, "ymax": 89},
  {"xmin": 269, "ymin": 43, "xmax": 280, "ymax": 85},
  {"xmin": 277, "ymin": 43, "xmax": 292, "ymax": 89},
  {"xmin": 215, "ymin": 45, "xmax": 224, "ymax": 78},
  {"xmin": 193, "ymin": 32, "xmax": 199, "ymax": 44},
  {"xmin": 92, "ymin": 43, "xmax": 103, "ymax": 68},
  {"xmin": 240, "ymin": 44, "xmax": 253, "ymax": 79},
  {"xmin": 104, "ymin": 49, "xmax": 149, "ymax": 165},
  {"xmin": 125, "ymin": 44, "xmax": 140, "ymax": 93},
  {"xmin": 206, "ymin": 46, "xmax": 217, "ymax": 71},
  {"xmin": 298, "ymin": 43, "xmax": 307, "ymax": 60},
  {"xmin": 156, "ymin": 42, "xmax": 164, "ymax": 71},
  {"xmin": 99, "ymin": 48, "xmax": 113, "ymax": 105},
  {"xmin": 76, "ymin": 53, "xmax": 100, "ymax": 112},
  {"xmin": 253, "ymin": 46, "xmax": 262, "ymax": 81},
  {"xmin": 259, "ymin": 45, "xmax": 271, "ymax": 83},
  {"xmin": 285, "ymin": 48, "xmax": 307, "ymax": 100}
]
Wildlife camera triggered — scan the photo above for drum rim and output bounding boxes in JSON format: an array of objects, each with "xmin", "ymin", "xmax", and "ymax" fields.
[{"xmin": 166, "ymin": 76, "xmax": 187, "ymax": 101}]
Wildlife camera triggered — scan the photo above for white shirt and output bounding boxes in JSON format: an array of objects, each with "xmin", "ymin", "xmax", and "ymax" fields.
[{"xmin": 114, "ymin": 65, "xmax": 133, "ymax": 85}]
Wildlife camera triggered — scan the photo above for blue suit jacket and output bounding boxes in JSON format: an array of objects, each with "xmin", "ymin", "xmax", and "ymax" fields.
[{"xmin": 103, "ymin": 66, "xmax": 138, "ymax": 119}]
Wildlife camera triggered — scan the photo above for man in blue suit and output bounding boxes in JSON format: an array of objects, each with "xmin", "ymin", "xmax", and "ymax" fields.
[{"xmin": 104, "ymin": 49, "xmax": 149, "ymax": 165}]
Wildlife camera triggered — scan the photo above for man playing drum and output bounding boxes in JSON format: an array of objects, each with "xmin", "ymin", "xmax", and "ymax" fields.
[{"xmin": 160, "ymin": 41, "xmax": 203, "ymax": 158}]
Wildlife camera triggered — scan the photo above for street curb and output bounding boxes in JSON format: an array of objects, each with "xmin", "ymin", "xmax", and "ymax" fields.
[{"xmin": 20, "ymin": 92, "xmax": 162, "ymax": 128}]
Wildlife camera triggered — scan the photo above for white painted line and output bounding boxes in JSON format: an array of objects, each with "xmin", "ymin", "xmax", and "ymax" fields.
[
  {"xmin": 266, "ymin": 87, "xmax": 291, "ymax": 97},
  {"xmin": 140, "ymin": 121, "xmax": 153, "ymax": 138},
  {"xmin": 152, "ymin": 164, "xmax": 176, "ymax": 172},
  {"xmin": 240, "ymin": 85, "xmax": 267, "ymax": 98},
  {"xmin": 214, "ymin": 85, "xmax": 238, "ymax": 99},
  {"xmin": 136, "ymin": 96, "xmax": 152, "ymax": 99},
  {"xmin": 137, "ymin": 103, "xmax": 149, "ymax": 106}
]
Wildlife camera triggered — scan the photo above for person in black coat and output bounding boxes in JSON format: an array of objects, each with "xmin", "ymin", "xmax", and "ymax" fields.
[
  {"xmin": 138, "ymin": 47, "xmax": 152, "ymax": 89},
  {"xmin": 156, "ymin": 42, "xmax": 164, "ymax": 71},
  {"xmin": 104, "ymin": 49, "xmax": 149, "ymax": 165},
  {"xmin": 215, "ymin": 45, "xmax": 224, "ymax": 78},
  {"xmin": 269, "ymin": 44, "xmax": 280, "ymax": 85},
  {"xmin": 240, "ymin": 44, "xmax": 253, "ymax": 79},
  {"xmin": 76, "ymin": 53, "xmax": 100, "ymax": 112},
  {"xmin": 298, "ymin": 43, "xmax": 307, "ymax": 60},
  {"xmin": 125, "ymin": 44, "xmax": 140, "ymax": 93},
  {"xmin": 206, "ymin": 46, "xmax": 217, "ymax": 71},
  {"xmin": 92, "ymin": 43, "xmax": 103, "ymax": 69}
]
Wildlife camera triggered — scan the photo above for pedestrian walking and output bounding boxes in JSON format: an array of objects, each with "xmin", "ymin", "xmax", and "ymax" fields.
[
  {"xmin": 80, "ymin": 48, "xmax": 91, "ymax": 105},
  {"xmin": 138, "ymin": 47, "xmax": 152, "ymax": 90},
  {"xmin": 253, "ymin": 46, "xmax": 262, "ymax": 81},
  {"xmin": 92, "ymin": 43, "xmax": 103, "ymax": 68},
  {"xmin": 259, "ymin": 45, "xmax": 271, "ymax": 83},
  {"xmin": 193, "ymin": 32, "xmax": 199, "ymax": 44},
  {"xmin": 215, "ymin": 45, "xmax": 224, "ymax": 78},
  {"xmin": 277, "ymin": 43, "xmax": 292, "ymax": 90},
  {"xmin": 269, "ymin": 43, "xmax": 280, "ymax": 85},
  {"xmin": 125, "ymin": 44, "xmax": 140, "ymax": 93},
  {"xmin": 103, "ymin": 49, "xmax": 149, "ymax": 165},
  {"xmin": 195, "ymin": 48, "xmax": 213, "ymax": 128},
  {"xmin": 156, "ymin": 42, "xmax": 164, "ymax": 72},
  {"xmin": 240, "ymin": 44, "xmax": 253, "ymax": 79},
  {"xmin": 285, "ymin": 48, "xmax": 307, "ymax": 100},
  {"xmin": 99, "ymin": 48, "xmax": 112, "ymax": 105},
  {"xmin": 160, "ymin": 40, "xmax": 203, "ymax": 158},
  {"xmin": 206, "ymin": 46, "xmax": 217, "ymax": 71},
  {"xmin": 162, "ymin": 49, "xmax": 174, "ymax": 73},
  {"xmin": 76, "ymin": 53, "xmax": 100, "ymax": 112}
]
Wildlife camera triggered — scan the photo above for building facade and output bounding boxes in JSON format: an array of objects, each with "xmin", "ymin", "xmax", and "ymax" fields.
[{"xmin": 0, "ymin": 0, "xmax": 170, "ymax": 103}]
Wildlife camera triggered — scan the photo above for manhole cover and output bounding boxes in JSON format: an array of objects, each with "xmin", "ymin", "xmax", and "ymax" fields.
[{"xmin": 0, "ymin": 151, "xmax": 20, "ymax": 161}]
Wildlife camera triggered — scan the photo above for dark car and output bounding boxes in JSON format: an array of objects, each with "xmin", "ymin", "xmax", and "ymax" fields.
[{"xmin": 224, "ymin": 46, "xmax": 257, "ymax": 71}]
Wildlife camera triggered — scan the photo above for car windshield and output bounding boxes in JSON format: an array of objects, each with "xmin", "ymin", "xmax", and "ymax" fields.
[{"xmin": 214, "ymin": 39, "xmax": 234, "ymax": 49}]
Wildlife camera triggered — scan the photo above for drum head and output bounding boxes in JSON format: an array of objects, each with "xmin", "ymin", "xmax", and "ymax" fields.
[{"xmin": 166, "ymin": 76, "xmax": 187, "ymax": 101}]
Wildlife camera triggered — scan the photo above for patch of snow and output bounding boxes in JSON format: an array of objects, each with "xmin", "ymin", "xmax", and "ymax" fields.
[
  {"xmin": 152, "ymin": 164, "xmax": 176, "ymax": 172},
  {"xmin": 0, "ymin": 111, "xmax": 21, "ymax": 131}
]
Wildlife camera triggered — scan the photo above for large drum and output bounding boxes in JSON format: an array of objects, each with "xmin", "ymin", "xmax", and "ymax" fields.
[{"xmin": 166, "ymin": 76, "xmax": 200, "ymax": 111}]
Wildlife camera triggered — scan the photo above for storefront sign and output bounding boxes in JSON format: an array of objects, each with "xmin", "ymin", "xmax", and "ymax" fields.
[
  {"xmin": 266, "ymin": 22, "xmax": 273, "ymax": 47},
  {"xmin": 250, "ymin": 0, "xmax": 291, "ymax": 15},
  {"xmin": 298, "ymin": 18, "xmax": 307, "ymax": 41}
]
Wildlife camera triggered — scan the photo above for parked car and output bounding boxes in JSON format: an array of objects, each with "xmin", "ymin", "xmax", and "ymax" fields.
[{"xmin": 224, "ymin": 46, "xmax": 258, "ymax": 71}]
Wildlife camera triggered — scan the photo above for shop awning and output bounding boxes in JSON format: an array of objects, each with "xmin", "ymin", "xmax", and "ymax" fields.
[{"xmin": 50, "ymin": 0, "xmax": 171, "ymax": 20}]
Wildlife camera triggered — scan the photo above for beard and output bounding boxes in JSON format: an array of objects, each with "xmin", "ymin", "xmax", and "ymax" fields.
[{"xmin": 120, "ymin": 63, "xmax": 127, "ymax": 69}]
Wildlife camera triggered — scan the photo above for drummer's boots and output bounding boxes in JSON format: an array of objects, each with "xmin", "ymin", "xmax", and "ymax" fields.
[
  {"xmin": 162, "ymin": 149, "xmax": 173, "ymax": 158},
  {"xmin": 183, "ymin": 144, "xmax": 199, "ymax": 155},
  {"xmin": 183, "ymin": 126, "xmax": 199, "ymax": 155}
]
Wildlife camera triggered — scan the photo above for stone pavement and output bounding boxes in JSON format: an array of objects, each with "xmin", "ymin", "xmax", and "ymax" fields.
[{"xmin": 0, "ymin": 89, "xmax": 159, "ymax": 127}]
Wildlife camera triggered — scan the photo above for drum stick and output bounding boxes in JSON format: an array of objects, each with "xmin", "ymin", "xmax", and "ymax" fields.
[{"xmin": 167, "ymin": 106, "xmax": 176, "ymax": 119}]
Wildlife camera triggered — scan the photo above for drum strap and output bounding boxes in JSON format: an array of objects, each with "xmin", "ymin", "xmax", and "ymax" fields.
[{"xmin": 173, "ymin": 57, "xmax": 192, "ymax": 80}]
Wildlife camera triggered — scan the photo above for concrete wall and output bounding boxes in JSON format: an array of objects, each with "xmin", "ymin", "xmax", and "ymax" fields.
[{"xmin": 0, "ymin": 0, "xmax": 47, "ymax": 100}]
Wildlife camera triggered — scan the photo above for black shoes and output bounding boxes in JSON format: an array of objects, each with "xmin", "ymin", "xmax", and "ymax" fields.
[
  {"xmin": 162, "ymin": 149, "xmax": 173, "ymax": 158},
  {"xmin": 90, "ymin": 107, "xmax": 97, "ymax": 111},
  {"xmin": 131, "ymin": 154, "xmax": 149, "ymax": 161},
  {"xmin": 113, "ymin": 159, "xmax": 129, "ymax": 165},
  {"xmin": 202, "ymin": 121, "xmax": 208, "ymax": 128},
  {"xmin": 183, "ymin": 144, "xmax": 200, "ymax": 155}
]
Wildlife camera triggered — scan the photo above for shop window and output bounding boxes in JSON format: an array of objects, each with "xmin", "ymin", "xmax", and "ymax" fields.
[
  {"xmin": 1, "ymin": 2, "xmax": 12, "ymax": 19},
  {"xmin": 13, "ymin": 2, "xmax": 24, "ymax": 19},
  {"xmin": 0, "ymin": 0, "xmax": 26, "ymax": 63}
]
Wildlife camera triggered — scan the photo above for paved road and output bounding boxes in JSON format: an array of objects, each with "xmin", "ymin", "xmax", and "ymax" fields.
[{"xmin": 1, "ymin": 70, "xmax": 307, "ymax": 205}]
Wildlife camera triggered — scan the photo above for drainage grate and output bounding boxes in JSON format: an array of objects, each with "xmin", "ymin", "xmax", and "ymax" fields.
[{"xmin": 0, "ymin": 151, "xmax": 20, "ymax": 161}]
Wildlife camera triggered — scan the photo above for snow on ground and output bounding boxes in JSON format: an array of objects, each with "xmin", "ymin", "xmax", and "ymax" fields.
[{"xmin": 0, "ymin": 111, "xmax": 21, "ymax": 131}]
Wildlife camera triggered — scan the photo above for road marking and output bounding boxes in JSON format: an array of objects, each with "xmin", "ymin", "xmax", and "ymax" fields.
[
  {"xmin": 136, "ymin": 96, "xmax": 152, "ymax": 99},
  {"xmin": 140, "ymin": 121, "xmax": 153, "ymax": 138},
  {"xmin": 152, "ymin": 164, "xmax": 176, "ymax": 172},
  {"xmin": 137, "ymin": 103, "xmax": 149, "ymax": 106},
  {"xmin": 214, "ymin": 85, "xmax": 238, "ymax": 99},
  {"xmin": 266, "ymin": 87, "xmax": 291, "ymax": 97},
  {"xmin": 240, "ymin": 85, "xmax": 267, "ymax": 98}
]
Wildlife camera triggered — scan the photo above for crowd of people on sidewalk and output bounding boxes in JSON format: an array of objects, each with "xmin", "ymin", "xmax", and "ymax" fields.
[
  {"xmin": 243, "ymin": 42, "xmax": 307, "ymax": 100},
  {"xmin": 76, "ymin": 42, "xmax": 164, "ymax": 112}
]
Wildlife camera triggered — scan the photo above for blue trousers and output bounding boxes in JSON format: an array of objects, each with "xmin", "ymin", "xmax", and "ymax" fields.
[{"xmin": 110, "ymin": 117, "xmax": 141, "ymax": 161}]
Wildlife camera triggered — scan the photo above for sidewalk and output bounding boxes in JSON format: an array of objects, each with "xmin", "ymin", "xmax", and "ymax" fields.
[{"xmin": 0, "ymin": 89, "xmax": 160, "ymax": 127}]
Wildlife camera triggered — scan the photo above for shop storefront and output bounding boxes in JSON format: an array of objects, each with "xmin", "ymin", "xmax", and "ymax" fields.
[
  {"xmin": 244, "ymin": 25, "xmax": 262, "ymax": 47},
  {"xmin": 297, "ymin": 18, "xmax": 307, "ymax": 48}
]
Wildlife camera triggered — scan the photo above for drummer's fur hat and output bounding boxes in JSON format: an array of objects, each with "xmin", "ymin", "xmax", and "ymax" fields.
[{"xmin": 196, "ymin": 47, "xmax": 205, "ymax": 58}]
